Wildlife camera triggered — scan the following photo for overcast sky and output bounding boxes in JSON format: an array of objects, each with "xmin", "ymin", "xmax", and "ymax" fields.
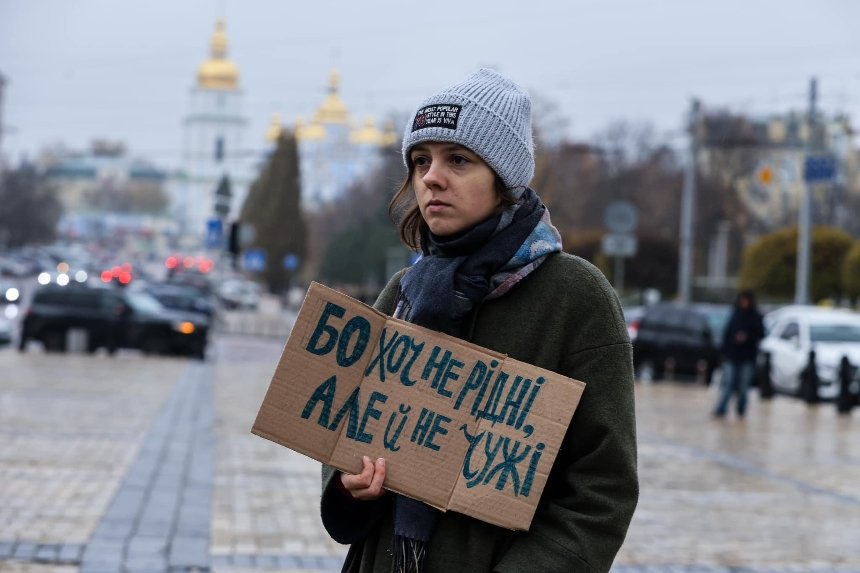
[{"xmin": 2, "ymin": 0, "xmax": 860, "ymax": 167}]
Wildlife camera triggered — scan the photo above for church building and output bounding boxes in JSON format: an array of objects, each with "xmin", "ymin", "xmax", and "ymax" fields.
[
  {"xmin": 292, "ymin": 70, "xmax": 397, "ymax": 208},
  {"xmin": 172, "ymin": 19, "xmax": 254, "ymax": 245}
]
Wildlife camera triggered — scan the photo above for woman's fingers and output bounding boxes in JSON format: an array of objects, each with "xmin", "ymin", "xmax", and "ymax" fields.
[
  {"xmin": 357, "ymin": 455, "xmax": 375, "ymax": 486},
  {"xmin": 367, "ymin": 457, "xmax": 386, "ymax": 496},
  {"xmin": 340, "ymin": 456, "xmax": 386, "ymax": 500},
  {"xmin": 340, "ymin": 456, "xmax": 372, "ymax": 490}
]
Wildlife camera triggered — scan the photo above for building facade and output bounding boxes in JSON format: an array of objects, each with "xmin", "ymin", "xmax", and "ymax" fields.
[
  {"xmin": 693, "ymin": 109, "xmax": 859, "ymax": 288},
  {"xmin": 41, "ymin": 140, "xmax": 170, "ymax": 243},
  {"xmin": 699, "ymin": 111, "xmax": 858, "ymax": 233}
]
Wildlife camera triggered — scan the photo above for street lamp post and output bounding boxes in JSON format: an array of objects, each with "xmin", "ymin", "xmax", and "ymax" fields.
[
  {"xmin": 678, "ymin": 98, "xmax": 701, "ymax": 304},
  {"xmin": 795, "ymin": 78, "xmax": 817, "ymax": 305}
]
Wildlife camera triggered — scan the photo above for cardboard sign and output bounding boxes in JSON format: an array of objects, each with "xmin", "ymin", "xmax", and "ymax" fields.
[{"xmin": 251, "ymin": 282, "xmax": 586, "ymax": 530}]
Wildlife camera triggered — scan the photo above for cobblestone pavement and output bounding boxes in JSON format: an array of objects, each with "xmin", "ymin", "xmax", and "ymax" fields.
[{"xmin": 0, "ymin": 323, "xmax": 858, "ymax": 572}]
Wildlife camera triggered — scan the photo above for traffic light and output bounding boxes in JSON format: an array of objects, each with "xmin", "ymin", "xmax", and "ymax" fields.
[{"xmin": 228, "ymin": 221, "xmax": 241, "ymax": 271}]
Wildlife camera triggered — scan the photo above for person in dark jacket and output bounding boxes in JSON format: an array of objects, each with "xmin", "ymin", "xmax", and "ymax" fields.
[
  {"xmin": 320, "ymin": 68, "xmax": 638, "ymax": 573},
  {"xmin": 713, "ymin": 290, "xmax": 765, "ymax": 418}
]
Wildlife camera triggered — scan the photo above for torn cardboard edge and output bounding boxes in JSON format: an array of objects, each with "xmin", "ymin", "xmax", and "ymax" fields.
[{"xmin": 252, "ymin": 281, "xmax": 586, "ymax": 530}]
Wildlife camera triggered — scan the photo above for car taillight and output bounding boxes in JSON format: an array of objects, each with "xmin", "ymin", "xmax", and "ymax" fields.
[{"xmin": 627, "ymin": 319, "xmax": 640, "ymax": 339}]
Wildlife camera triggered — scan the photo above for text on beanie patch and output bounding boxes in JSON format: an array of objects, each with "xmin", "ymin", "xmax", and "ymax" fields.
[{"xmin": 412, "ymin": 104, "xmax": 462, "ymax": 132}]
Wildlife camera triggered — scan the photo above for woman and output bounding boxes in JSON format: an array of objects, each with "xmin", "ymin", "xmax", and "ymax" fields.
[{"xmin": 321, "ymin": 68, "xmax": 638, "ymax": 573}]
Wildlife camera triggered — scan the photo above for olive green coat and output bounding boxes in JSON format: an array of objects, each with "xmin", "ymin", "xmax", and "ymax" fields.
[{"xmin": 321, "ymin": 252, "xmax": 638, "ymax": 573}]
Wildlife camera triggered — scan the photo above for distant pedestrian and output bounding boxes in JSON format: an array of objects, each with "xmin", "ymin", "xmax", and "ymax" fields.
[
  {"xmin": 318, "ymin": 69, "xmax": 638, "ymax": 572},
  {"xmin": 714, "ymin": 290, "xmax": 765, "ymax": 418}
]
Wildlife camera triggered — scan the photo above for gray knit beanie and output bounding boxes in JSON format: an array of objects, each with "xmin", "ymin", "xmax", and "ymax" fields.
[{"xmin": 402, "ymin": 68, "xmax": 534, "ymax": 197}]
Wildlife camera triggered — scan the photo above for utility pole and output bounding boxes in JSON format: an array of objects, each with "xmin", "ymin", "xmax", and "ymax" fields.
[
  {"xmin": 0, "ymin": 73, "xmax": 7, "ymax": 170},
  {"xmin": 795, "ymin": 78, "xmax": 817, "ymax": 305},
  {"xmin": 678, "ymin": 98, "xmax": 700, "ymax": 304}
]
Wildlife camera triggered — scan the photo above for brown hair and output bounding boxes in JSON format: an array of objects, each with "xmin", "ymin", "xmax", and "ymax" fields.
[{"xmin": 388, "ymin": 161, "xmax": 518, "ymax": 251}]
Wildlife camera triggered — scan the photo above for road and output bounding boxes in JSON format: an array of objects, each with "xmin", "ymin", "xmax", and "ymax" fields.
[{"xmin": 0, "ymin": 322, "xmax": 858, "ymax": 572}]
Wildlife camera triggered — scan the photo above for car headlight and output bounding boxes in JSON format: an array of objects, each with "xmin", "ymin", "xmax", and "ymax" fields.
[
  {"xmin": 4, "ymin": 287, "xmax": 19, "ymax": 302},
  {"xmin": 172, "ymin": 321, "xmax": 195, "ymax": 335}
]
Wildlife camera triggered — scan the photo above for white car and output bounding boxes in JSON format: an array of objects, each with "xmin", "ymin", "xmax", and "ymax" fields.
[
  {"xmin": 0, "ymin": 315, "xmax": 12, "ymax": 346},
  {"xmin": 759, "ymin": 307, "xmax": 860, "ymax": 400},
  {"xmin": 217, "ymin": 279, "xmax": 261, "ymax": 311}
]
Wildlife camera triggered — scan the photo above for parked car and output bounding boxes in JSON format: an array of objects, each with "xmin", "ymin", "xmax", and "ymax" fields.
[
  {"xmin": 217, "ymin": 278, "xmax": 261, "ymax": 311},
  {"xmin": 623, "ymin": 305, "xmax": 645, "ymax": 341},
  {"xmin": 19, "ymin": 284, "xmax": 209, "ymax": 359},
  {"xmin": 141, "ymin": 283, "xmax": 216, "ymax": 318},
  {"xmin": 0, "ymin": 315, "xmax": 12, "ymax": 346},
  {"xmin": 762, "ymin": 304, "xmax": 821, "ymax": 333},
  {"xmin": 758, "ymin": 307, "xmax": 860, "ymax": 400},
  {"xmin": 166, "ymin": 270, "xmax": 214, "ymax": 296},
  {"xmin": 0, "ymin": 256, "xmax": 31, "ymax": 278},
  {"xmin": 632, "ymin": 303, "xmax": 731, "ymax": 384}
]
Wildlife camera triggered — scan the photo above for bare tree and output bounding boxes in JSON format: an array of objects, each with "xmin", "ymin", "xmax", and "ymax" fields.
[{"xmin": 0, "ymin": 163, "xmax": 62, "ymax": 247}]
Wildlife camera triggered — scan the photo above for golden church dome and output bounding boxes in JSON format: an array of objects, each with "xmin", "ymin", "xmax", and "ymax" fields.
[
  {"xmin": 296, "ymin": 115, "xmax": 326, "ymax": 142},
  {"xmin": 380, "ymin": 119, "xmax": 398, "ymax": 147},
  {"xmin": 266, "ymin": 113, "xmax": 284, "ymax": 142},
  {"xmin": 197, "ymin": 19, "xmax": 239, "ymax": 91},
  {"xmin": 350, "ymin": 116, "xmax": 383, "ymax": 145},
  {"xmin": 313, "ymin": 69, "xmax": 349, "ymax": 125}
]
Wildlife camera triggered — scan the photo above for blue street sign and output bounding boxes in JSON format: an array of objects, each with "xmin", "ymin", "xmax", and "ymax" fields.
[
  {"xmin": 205, "ymin": 218, "xmax": 223, "ymax": 249},
  {"xmin": 804, "ymin": 154, "xmax": 837, "ymax": 183},
  {"xmin": 242, "ymin": 249, "xmax": 266, "ymax": 272},
  {"xmin": 282, "ymin": 253, "xmax": 300, "ymax": 271}
]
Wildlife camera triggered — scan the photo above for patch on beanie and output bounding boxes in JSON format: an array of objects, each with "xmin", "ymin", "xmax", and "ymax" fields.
[{"xmin": 411, "ymin": 104, "xmax": 462, "ymax": 132}]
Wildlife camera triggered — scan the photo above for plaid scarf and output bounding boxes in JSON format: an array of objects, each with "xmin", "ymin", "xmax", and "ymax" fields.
[{"xmin": 389, "ymin": 187, "xmax": 561, "ymax": 573}]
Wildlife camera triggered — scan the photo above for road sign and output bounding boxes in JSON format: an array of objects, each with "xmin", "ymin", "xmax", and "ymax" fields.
[
  {"xmin": 282, "ymin": 253, "xmax": 300, "ymax": 271},
  {"xmin": 602, "ymin": 234, "xmax": 638, "ymax": 258},
  {"xmin": 604, "ymin": 201, "xmax": 638, "ymax": 234},
  {"xmin": 804, "ymin": 154, "xmax": 836, "ymax": 183},
  {"xmin": 205, "ymin": 218, "xmax": 223, "ymax": 249},
  {"xmin": 242, "ymin": 249, "xmax": 266, "ymax": 272}
]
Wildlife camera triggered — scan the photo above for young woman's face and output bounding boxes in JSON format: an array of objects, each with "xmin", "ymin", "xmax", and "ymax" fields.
[{"xmin": 410, "ymin": 142, "xmax": 501, "ymax": 237}]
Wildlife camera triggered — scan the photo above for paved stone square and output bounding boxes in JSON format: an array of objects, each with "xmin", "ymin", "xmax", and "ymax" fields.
[{"xmin": 0, "ymin": 325, "xmax": 858, "ymax": 572}]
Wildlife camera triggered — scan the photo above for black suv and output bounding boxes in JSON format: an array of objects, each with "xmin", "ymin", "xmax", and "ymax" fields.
[
  {"xmin": 19, "ymin": 285, "xmax": 209, "ymax": 359},
  {"xmin": 632, "ymin": 303, "xmax": 730, "ymax": 384}
]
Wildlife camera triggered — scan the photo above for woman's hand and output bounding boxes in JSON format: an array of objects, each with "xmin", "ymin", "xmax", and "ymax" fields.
[{"xmin": 340, "ymin": 456, "xmax": 386, "ymax": 500}]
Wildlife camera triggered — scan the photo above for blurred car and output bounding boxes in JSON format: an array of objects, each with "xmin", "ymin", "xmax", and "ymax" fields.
[
  {"xmin": 758, "ymin": 307, "xmax": 860, "ymax": 400},
  {"xmin": 0, "ymin": 315, "xmax": 12, "ymax": 346},
  {"xmin": 623, "ymin": 305, "xmax": 645, "ymax": 341},
  {"xmin": 165, "ymin": 266, "xmax": 215, "ymax": 295},
  {"xmin": 217, "ymin": 278, "xmax": 261, "ymax": 310},
  {"xmin": 632, "ymin": 303, "xmax": 730, "ymax": 384},
  {"xmin": 696, "ymin": 302, "xmax": 733, "ymax": 344},
  {"xmin": 19, "ymin": 284, "xmax": 209, "ymax": 359},
  {"xmin": 142, "ymin": 283, "xmax": 216, "ymax": 318},
  {"xmin": 762, "ymin": 304, "xmax": 821, "ymax": 333},
  {"xmin": 0, "ymin": 256, "xmax": 31, "ymax": 278}
]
